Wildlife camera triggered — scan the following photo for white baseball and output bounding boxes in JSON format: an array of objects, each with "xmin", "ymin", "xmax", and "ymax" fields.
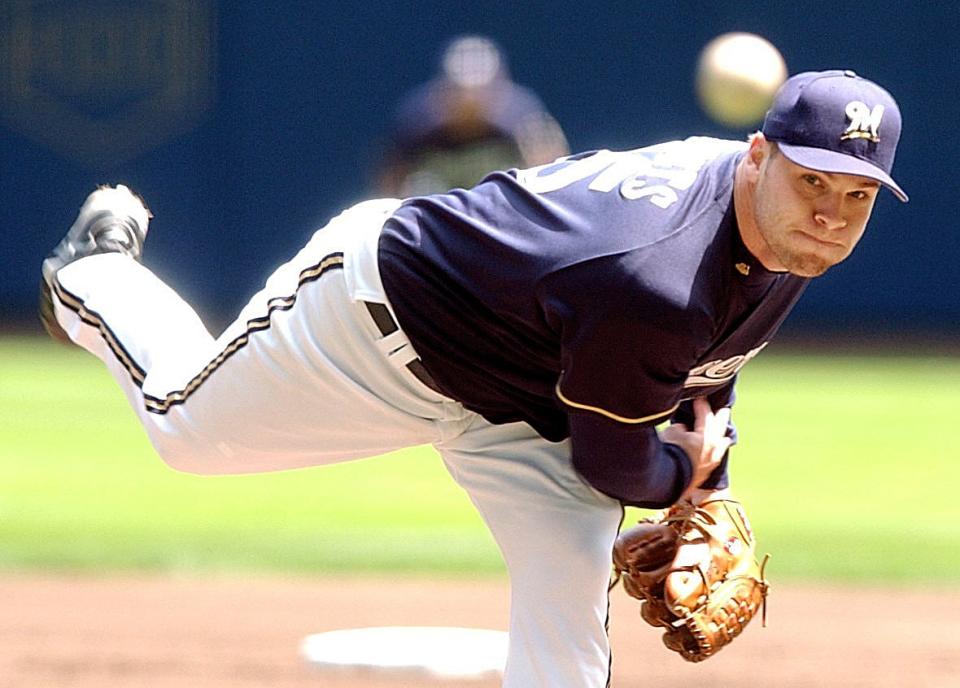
[{"xmin": 695, "ymin": 32, "xmax": 788, "ymax": 128}]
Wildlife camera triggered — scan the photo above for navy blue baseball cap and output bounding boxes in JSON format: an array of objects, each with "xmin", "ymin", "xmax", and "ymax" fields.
[{"xmin": 762, "ymin": 70, "xmax": 907, "ymax": 202}]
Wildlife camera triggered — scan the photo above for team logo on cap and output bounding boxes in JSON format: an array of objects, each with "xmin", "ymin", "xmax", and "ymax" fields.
[{"xmin": 841, "ymin": 101, "xmax": 884, "ymax": 143}]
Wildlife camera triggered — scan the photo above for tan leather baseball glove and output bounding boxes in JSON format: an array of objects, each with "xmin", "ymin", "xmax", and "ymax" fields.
[{"xmin": 611, "ymin": 497, "xmax": 769, "ymax": 662}]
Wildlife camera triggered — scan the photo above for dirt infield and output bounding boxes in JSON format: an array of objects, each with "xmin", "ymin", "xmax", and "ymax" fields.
[{"xmin": 1, "ymin": 574, "xmax": 957, "ymax": 688}]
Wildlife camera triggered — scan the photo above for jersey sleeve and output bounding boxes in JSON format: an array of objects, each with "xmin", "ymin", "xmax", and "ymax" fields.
[
  {"xmin": 567, "ymin": 378, "xmax": 737, "ymax": 507},
  {"xmin": 567, "ymin": 411, "xmax": 693, "ymax": 507}
]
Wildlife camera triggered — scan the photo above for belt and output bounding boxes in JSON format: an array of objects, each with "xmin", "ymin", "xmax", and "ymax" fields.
[{"xmin": 363, "ymin": 301, "xmax": 442, "ymax": 394}]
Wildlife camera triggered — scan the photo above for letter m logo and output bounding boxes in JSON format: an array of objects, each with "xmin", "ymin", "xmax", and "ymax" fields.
[{"xmin": 841, "ymin": 101, "xmax": 884, "ymax": 143}]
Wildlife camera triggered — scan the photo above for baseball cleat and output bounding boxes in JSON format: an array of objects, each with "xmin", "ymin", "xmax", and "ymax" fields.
[{"xmin": 39, "ymin": 184, "xmax": 152, "ymax": 343}]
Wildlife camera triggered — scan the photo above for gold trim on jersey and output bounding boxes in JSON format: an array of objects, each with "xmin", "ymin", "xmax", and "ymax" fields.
[
  {"xmin": 555, "ymin": 381, "xmax": 678, "ymax": 424},
  {"xmin": 52, "ymin": 252, "xmax": 345, "ymax": 415}
]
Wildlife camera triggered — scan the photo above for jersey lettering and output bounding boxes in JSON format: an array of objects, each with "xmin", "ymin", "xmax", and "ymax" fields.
[
  {"xmin": 516, "ymin": 138, "xmax": 742, "ymax": 209},
  {"xmin": 684, "ymin": 343, "xmax": 768, "ymax": 388},
  {"xmin": 517, "ymin": 151, "xmax": 619, "ymax": 194}
]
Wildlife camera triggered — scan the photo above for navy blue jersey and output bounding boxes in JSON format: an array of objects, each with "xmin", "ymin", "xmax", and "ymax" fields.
[{"xmin": 378, "ymin": 137, "xmax": 809, "ymax": 507}]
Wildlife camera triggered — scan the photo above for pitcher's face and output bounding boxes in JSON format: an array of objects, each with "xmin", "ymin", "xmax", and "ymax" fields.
[{"xmin": 752, "ymin": 148, "xmax": 880, "ymax": 277}]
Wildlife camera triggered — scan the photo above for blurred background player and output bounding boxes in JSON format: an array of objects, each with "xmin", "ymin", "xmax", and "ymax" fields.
[{"xmin": 377, "ymin": 35, "xmax": 569, "ymax": 196}]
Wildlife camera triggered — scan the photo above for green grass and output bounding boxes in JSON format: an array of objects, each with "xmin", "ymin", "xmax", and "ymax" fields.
[
  {"xmin": 0, "ymin": 337, "xmax": 501, "ymax": 575},
  {"xmin": 713, "ymin": 353, "xmax": 960, "ymax": 584},
  {"xmin": 2, "ymin": 336, "xmax": 959, "ymax": 583}
]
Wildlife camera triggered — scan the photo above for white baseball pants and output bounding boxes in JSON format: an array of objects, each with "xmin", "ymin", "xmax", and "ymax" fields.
[{"xmin": 49, "ymin": 198, "xmax": 624, "ymax": 688}]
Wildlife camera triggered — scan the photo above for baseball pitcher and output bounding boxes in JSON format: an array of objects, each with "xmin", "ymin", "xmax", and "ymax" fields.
[{"xmin": 40, "ymin": 70, "xmax": 906, "ymax": 686}]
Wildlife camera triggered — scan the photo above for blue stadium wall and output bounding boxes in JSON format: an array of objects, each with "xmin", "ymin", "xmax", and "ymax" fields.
[{"xmin": 2, "ymin": 1, "xmax": 957, "ymax": 338}]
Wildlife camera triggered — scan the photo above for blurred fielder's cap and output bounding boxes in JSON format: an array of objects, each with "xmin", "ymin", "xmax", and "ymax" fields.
[{"xmin": 762, "ymin": 69, "xmax": 907, "ymax": 202}]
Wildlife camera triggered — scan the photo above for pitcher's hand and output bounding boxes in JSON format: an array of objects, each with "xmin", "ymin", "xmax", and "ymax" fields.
[{"xmin": 659, "ymin": 398, "xmax": 731, "ymax": 500}]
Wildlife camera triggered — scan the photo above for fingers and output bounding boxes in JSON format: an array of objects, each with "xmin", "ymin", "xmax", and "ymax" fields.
[
  {"xmin": 670, "ymin": 399, "xmax": 733, "ymax": 500},
  {"xmin": 711, "ymin": 435, "xmax": 732, "ymax": 462},
  {"xmin": 658, "ymin": 422, "xmax": 684, "ymax": 445},
  {"xmin": 662, "ymin": 399, "xmax": 732, "ymax": 485},
  {"xmin": 692, "ymin": 399, "xmax": 732, "ymax": 477},
  {"xmin": 662, "ymin": 400, "xmax": 730, "ymax": 448},
  {"xmin": 692, "ymin": 398, "xmax": 730, "ymax": 457},
  {"xmin": 713, "ymin": 405, "xmax": 731, "ymax": 431},
  {"xmin": 692, "ymin": 397, "xmax": 709, "ymax": 433},
  {"xmin": 707, "ymin": 406, "xmax": 732, "ymax": 461}
]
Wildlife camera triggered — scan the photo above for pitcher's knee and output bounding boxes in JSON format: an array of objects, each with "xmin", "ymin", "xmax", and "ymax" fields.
[{"xmin": 144, "ymin": 427, "xmax": 257, "ymax": 475}]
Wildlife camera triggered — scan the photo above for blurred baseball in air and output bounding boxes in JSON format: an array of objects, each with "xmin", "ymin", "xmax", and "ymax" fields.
[{"xmin": 695, "ymin": 32, "xmax": 788, "ymax": 127}]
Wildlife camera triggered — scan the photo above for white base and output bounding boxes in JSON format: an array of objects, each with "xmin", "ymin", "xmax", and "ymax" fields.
[{"xmin": 300, "ymin": 626, "xmax": 508, "ymax": 680}]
